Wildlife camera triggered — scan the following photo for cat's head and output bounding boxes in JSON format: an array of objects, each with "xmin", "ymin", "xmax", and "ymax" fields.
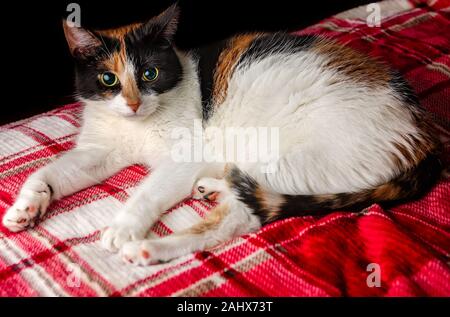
[{"xmin": 63, "ymin": 4, "xmax": 182, "ymax": 119}]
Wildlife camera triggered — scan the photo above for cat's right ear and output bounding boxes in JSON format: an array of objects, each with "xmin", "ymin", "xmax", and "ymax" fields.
[
  {"xmin": 62, "ymin": 20, "xmax": 102, "ymax": 59},
  {"xmin": 132, "ymin": 4, "xmax": 180, "ymax": 46}
]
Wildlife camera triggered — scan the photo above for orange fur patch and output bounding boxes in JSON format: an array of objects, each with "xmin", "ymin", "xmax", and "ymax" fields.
[
  {"xmin": 188, "ymin": 203, "xmax": 230, "ymax": 234},
  {"xmin": 372, "ymin": 182, "xmax": 402, "ymax": 200},
  {"xmin": 212, "ymin": 34, "xmax": 262, "ymax": 105},
  {"xmin": 254, "ymin": 186, "xmax": 286, "ymax": 221},
  {"xmin": 312, "ymin": 40, "xmax": 391, "ymax": 86},
  {"xmin": 100, "ymin": 30, "xmax": 141, "ymax": 107}
]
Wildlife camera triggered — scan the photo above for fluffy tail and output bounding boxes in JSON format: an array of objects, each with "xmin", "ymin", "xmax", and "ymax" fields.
[{"xmin": 226, "ymin": 153, "xmax": 443, "ymax": 224}]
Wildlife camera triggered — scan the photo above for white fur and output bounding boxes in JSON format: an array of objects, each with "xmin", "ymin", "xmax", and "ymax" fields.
[{"xmin": 207, "ymin": 51, "xmax": 420, "ymax": 195}]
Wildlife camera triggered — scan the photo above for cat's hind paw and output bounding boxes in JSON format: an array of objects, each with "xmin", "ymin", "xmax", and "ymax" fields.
[
  {"xmin": 192, "ymin": 177, "xmax": 229, "ymax": 202},
  {"xmin": 2, "ymin": 180, "xmax": 51, "ymax": 232}
]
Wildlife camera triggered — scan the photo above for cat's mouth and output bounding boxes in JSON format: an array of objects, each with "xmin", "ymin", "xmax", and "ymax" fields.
[{"xmin": 122, "ymin": 112, "xmax": 149, "ymax": 120}]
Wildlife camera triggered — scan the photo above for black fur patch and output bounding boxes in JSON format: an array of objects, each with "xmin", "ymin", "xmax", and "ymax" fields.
[
  {"xmin": 225, "ymin": 167, "xmax": 264, "ymax": 215},
  {"xmin": 125, "ymin": 38, "xmax": 183, "ymax": 95},
  {"xmin": 237, "ymin": 33, "xmax": 317, "ymax": 69},
  {"xmin": 194, "ymin": 39, "xmax": 229, "ymax": 121},
  {"xmin": 279, "ymin": 193, "xmax": 365, "ymax": 218},
  {"xmin": 389, "ymin": 70, "xmax": 421, "ymax": 107},
  {"xmin": 384, "ymin": 153, "xmax": 442, "ymax": 206}
]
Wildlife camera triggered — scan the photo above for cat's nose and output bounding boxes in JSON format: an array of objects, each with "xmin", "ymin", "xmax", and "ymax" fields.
[{"xmin": 127, "ymin": 100, "xmax": 141, "ymax": 113}]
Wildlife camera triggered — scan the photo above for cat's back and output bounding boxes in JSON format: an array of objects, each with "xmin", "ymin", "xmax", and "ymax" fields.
[
  {"xmin": 198, "ymin": 32, "xmax": 441, "ymax": 195},
  {"xmin": 198, "ymin": 33, "xmax": 318, "ymax": 121},
  {"xmin": 200, "ymin": 33, "xmax": 417, "ymax": 130}
]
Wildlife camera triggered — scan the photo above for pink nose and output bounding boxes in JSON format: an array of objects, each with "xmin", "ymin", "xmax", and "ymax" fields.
[{"xmin": 127, "ymin": 101, "xmax": 141, "ymax": 113}]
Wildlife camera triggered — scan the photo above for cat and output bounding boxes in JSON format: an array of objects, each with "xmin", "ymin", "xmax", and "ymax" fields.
[{"xmin": 2, "ymin": 4, "xmax": 442, "ymax": 265}]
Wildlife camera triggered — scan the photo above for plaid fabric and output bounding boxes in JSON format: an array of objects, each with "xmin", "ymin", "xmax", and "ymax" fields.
[{"xmin": 1, "ymin": 0, "xmax": 449, "ymax": 296}]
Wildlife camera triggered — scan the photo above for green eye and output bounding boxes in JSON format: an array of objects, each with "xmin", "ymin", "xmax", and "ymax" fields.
[
  {"xmin": 99, "ymin": 72, "xmax": 119, "ymax": 87},
  {"xmin": 142, "ymin": 67, "xmax": 159, "ymax": 82}
]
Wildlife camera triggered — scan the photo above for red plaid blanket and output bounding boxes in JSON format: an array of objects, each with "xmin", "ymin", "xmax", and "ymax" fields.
[{"xmin": 0, "ymin": 0, "xmax": 449, "ymax": 296}]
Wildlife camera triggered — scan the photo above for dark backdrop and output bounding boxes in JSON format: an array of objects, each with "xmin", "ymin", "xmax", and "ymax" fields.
[{"xmin": 1, "ymin": 0, "xmax": 373, "ymax": 125}]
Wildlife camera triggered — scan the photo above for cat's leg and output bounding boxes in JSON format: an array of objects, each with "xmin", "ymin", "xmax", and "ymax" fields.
[
  {"xmin": 2, "ymin": 148, "xmax": 126, "ymax": 232},
  {"xmin": 101, "ymin": 161, "xmax": 216, "ymax": 252},
  {"xmin": 119, "ymin": 177, "xmax": 261, "ymax": 265}
]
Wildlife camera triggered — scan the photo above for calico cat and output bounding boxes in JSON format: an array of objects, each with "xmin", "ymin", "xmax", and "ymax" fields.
[{"xmin": 2, "ymin": 4, "xmax": 442, "ymax": 265}]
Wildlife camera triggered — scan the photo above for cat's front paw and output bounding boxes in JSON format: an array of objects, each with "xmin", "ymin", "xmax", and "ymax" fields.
[
  {"xmin": 101, "ymin": 225, "xmax": 146, "ymax": 253},
  {"xmin": 120, "ymin": 240, "xmax": 157, "ymax": 266},
  {"xmin": 2, "ymin": 180, "xmax": 51, "ymax": 232}
]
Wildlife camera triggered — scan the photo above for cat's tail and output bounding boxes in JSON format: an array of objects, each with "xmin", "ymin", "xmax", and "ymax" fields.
[{"xmin": 225, "ymin": 153, "xmax": 443, "ymax": 224}]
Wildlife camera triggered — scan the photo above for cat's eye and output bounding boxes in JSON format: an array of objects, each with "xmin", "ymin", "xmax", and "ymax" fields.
[
  {"xmin": 142, "ymin": 67, "xmax": 159, "ymax": 82},
  {"xmin": 99, "ymin": 72, "xmax": 119, "ymax": 87}
]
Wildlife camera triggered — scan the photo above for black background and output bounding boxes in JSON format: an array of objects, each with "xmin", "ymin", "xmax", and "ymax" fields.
[{"xmin": 1, "ymin": 0, "xmax": 373, "ymax": 125}]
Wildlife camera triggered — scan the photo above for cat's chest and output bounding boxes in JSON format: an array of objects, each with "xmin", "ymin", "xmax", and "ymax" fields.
[{"xmin": 80, "ymin": 116, "xmax": 170, "ymax": 161}]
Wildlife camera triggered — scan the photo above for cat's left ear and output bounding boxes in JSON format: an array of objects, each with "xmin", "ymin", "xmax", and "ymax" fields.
[{"xmin": 133, "ymin": 3, "xmax": 180, "ymax": 44}]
